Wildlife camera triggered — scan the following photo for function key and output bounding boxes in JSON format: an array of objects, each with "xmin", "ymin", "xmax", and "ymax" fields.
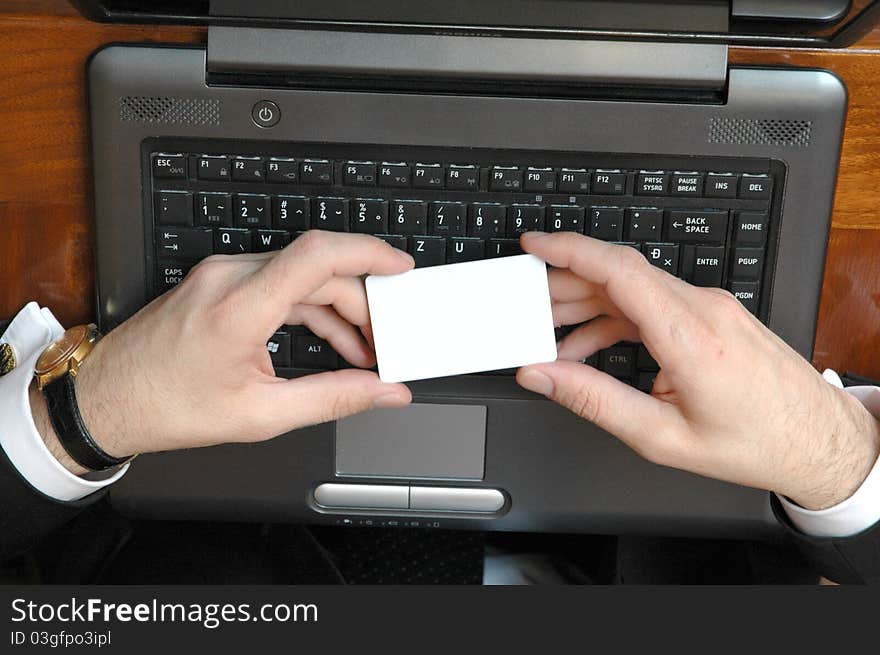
[
  {"xmin": 704, "ymin": 173, "xmax": 738, "ymax": 198},
  {"xmin": 559, "ymin": 168, "xmax": 590, "ymax": 194},
  {"xmin": 351, "ymin": 198, "xmax": 389, "ymax": 234},
  {"xmin": 626, "ymin": 208, "xmax": 662, "ymax": 241},
  {"xmin": 508, "ymin": 204, "xmax": 545, "ymax": 235},
  {"xmin": 196, "ymin": 192, "xmax": 232, "ymax": 227},
  {"xmin": 666, "ymin": 209, "xmax": 728, "ymax": 244},
  {"xmin": 379, "ymin": 162, "xmax": 412, "ymax": 188},
  {"xmin": 549, "ymin": 205, "xmax": 585, "ymax": 233},
  {"xmin": 643, "ymin": 243, "xmax": 680, "ymax": 275},
  {"xmin": 635, "ymin": 171, "xmax": 669, "ymax": 196},
  {"xmin": 446, "ymin": 165, "xmax": 480, "ymax": 191},
  {"xmin": 413, "ymin": 163, "xmax": 445, "ymax": 189},
  {"xmin": 232, "ymin": 157, "xmax": 265, "ymax": 183},
  {"xmin": 152, "ymin": 153, "xmax": 187, "ymax": 179},
  {"xmin": 391, "ymin": 200, "xmax": 428, "ymax": 235},
  {"xmin": 429, "ymin": 202, "xmax": 466, "ymax": 237},
  {"xmin": 273, "ymin": 195, "xmax": 310, "ymax": 231},
  {"xmin": 671, "ymin": 172, "xmax": 704, "ymax": 196},
  {"xmin": 154, "ymin": 190, "xmax": 193, "ymax": 226},
  {"xmin": 344, "ymin": 161, "xmax": 377, "ymax": 187},
  {"xmin": 196, "ymin": 155, "xmax": 230, "ymax": 181},
  {"xmin": 313, "ymin": 197, "xmax": 350, "ymax": 231},
  {"xmin": 524, "ymin": 167, "xmax": 557, "ymax": 192},
  {"xmin": 300, "ymin": 159, "xmax": 333, "ymax": 185},
  {"xmin": 739, "ymin": 174, "xmax": 773, "ymax": 200},
  {"xmin": 234, "ymin": 193, "xmax": 270, "ymax": 228},
  {"xmin": 734, "ymin": 211, "xmax": 768, "ymax": 245},
  {"xmin": 589, "ymin": 207, "xmax": 624, "ymax": 241},
  {"xmin": 490, "ymin": 166, "xmax": 523, "ymax": 192},
  {"xmin": 448, "ymin": 237, "xmax": 484, "ymax": 263},
  {"xmin": 592, "ymin": 170, "xmax": 627, "ymax": 195},
  {"xmin": 267, "ymin": 158, "xmax": 299, "ymax": 184},
  {"xmin": 469, "ymin": 203, "xmax": 507, "ymax": 238}
]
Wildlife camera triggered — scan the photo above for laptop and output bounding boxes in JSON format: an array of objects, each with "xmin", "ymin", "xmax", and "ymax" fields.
[{"xmin": 80, "ymin": 0, "xmax": 863, "ymax": 537}]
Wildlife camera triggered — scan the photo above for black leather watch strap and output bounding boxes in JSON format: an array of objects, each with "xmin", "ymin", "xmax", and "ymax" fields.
[{"xmin": 42, "ymin": 375, "xmax": 129, "ymax": 471}]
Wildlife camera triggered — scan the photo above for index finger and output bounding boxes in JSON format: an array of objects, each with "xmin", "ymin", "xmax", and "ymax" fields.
[
  {"xmin": 520, "ymin": 231, "xmax": 690, "ymax": 348},
  {"xmin": 245, "ymin": 231, "xmax": 414, "ymax": 322}
]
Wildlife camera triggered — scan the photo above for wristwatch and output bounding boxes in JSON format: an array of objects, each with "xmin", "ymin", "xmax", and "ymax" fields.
[{"xmin": 34, "ymin": 324, "xmax": 131, "ymax": 471}]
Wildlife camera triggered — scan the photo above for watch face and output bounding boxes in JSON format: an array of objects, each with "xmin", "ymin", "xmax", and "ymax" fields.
[{"xmin": 34, "ymin": 325, "xmax": 93, "ymax": 376}]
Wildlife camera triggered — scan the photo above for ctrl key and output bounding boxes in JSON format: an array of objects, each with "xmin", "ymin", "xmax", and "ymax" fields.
[
  {"xmin": 729, "ymin": 281, "xmax": 760, "ymax": 315},
  {"xmin": 156, "ymin": 261, "xmax": 192, "ymax": 293}
]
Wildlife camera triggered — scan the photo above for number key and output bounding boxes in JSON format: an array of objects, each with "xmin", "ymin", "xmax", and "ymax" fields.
[
  {"xmin": 508, "ymin": 204, "xmax": 545, "ymax": 236},
  {"xmin": 429, "ymin": 202, "xmax": 465, "ymax": 236},
  {"xmin": 391, "ymin": 200, "xmax": 428, "ymax": 235},
  {"xmin": 468, "ymin": 203, "xmax": 506, "ymax": 238},
  {"xmin": 234, "ymin": 194, "xmax": 270, "ymax": 228}
]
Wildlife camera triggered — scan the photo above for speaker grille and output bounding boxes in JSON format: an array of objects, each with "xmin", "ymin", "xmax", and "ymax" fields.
[
  {"xmin": 118, "ymin": 96, "xmax": 221, "ymax": 126},
  {"xmin": 708, "ymin": 117, "xmax": 812, "ymax": 147}
]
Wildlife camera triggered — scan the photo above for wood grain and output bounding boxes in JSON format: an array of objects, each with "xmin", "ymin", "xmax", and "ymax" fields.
[{"xmin": 0, "ymin": 2, "xmax": 878, "ymax": 375}]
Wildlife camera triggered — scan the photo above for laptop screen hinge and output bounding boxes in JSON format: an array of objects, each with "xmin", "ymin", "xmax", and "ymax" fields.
[{"xmin": 206, "ymin": 26, "xmax": 729, "ymax": 101}]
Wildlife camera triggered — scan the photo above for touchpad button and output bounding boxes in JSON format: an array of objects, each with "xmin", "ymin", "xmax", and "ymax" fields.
[{"xmin": 335, "ymin": 403, "xmax": 486, "ymax": 481}]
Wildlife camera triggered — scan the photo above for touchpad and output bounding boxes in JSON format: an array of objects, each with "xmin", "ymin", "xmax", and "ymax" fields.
[{"xmin": 335, "ymin": 403, "xmax": 487, "ymax": 481}]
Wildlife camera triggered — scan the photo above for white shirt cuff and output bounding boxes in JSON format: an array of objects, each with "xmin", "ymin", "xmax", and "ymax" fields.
[
  {"xmin": 0, "ymin": 302, "xmax": 129, "ymax": 502},
  {"xmin": 777, "ymin": 369, "xmax": 880, "ymax": 538}
]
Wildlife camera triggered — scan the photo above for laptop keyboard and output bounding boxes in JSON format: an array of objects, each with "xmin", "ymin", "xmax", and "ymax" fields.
[{"xmin": 148, "ymin": 146, "xmax": 778, "ymax": 389}]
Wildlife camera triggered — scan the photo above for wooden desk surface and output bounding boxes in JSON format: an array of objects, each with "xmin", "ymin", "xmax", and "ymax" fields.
[{"xmin": 1, "ymin": 3, "xmax": 878, "ymax": 375}]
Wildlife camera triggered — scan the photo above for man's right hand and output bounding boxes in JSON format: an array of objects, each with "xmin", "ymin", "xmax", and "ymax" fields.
[
  {"xmin": 516, "ymin": 231, "xmax": 880, "ymax": 512},
  {"xmin": 38, "ymin": 231, "xmax": 415, "ymax": 473}
]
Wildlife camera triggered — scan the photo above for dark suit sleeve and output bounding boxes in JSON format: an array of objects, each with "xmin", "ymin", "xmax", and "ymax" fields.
[
  {"xmin": 771, "ymin": 495, "xmax": 880, "ymax": 584},
  {"xmin": 0, "ymin": 445, "xmax": 107, "ymax": 562}
]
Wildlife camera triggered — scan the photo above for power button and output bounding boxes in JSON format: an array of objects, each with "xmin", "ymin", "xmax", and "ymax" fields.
[{"xmin": 251, "ymin": 100, "xmax": 280, "ymax": 128}]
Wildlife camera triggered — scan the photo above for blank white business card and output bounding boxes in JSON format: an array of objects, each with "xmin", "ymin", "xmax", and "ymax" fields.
[{"xmin": 366, "ymin": 254, "xmax": 557, "ymax": 383}]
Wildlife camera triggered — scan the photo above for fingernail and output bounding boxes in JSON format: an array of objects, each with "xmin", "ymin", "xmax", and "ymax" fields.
[
  {"xmin": 372, "ymin": 392, "xmax": 409, "ymax": 409},
  {"xmin": 518, "ymin": 368, "xmax": 555, "ymax": 396},
  {"xmin": 395, "ymin": 249, "xmax": 415, "ymax": 265}
]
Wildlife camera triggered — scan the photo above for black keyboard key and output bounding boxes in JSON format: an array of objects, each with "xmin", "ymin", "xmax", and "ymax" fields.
[
  {"xmin": 410, "ymin": 236, "xmax": 447, "ymax": 267},
  {"xmin": 635, "ymin": 172, "xmax": 669, "ymax": 196},
  {"xmin": 300, "ymin": 160, "xmax": 333, "ymax": 185},
  {"xmin": 379, "ymin": 162, "xmax": 411, "ymax": 187},
  {"xmin": 294, "ymin": 333, "xmax": 338, "ymax": 369},
  {"xmin": 273, "ymin": 195, "xmax": 310, "ymax": 231},
  {"xmin": 637, "ymin": 371, "xmax": 658, "ymax": 393},
  {"xmin": 234, "ymin": 193, "xmax": 270, "ymax": 228},
  {"xmin": 448, "ymin": 237, "xmax": 484, "ymax": 263},
  {"xmin": 643, "ymin": 243, "xmax": 680, "ymax": 275},
  {"xmin": 490, "ymin": 166, "xmax": 523, "ymax": 192},
  {"xmin": 524, "ymin": 167, "xmax": 557, "ymax": 192},
  {"xmin": 705, "ymin": 173, "xmax": 738, "ymax": 198},
  {"xmin": 729, "ymin": 280, "xmax": 760, "ymax": 315},
  {"xmin": 601, "ymin": 346, "xmax": 635, "ymax": 380},
  {"xmin": 487, "ymin": 239, "xmax": 524, "ymax": 258},
  {"xmin": 377, "ymin": 234, "xmax": 408, "ymax": 251},
  {"xmin": 446, "ymin": 165, "xmax": 480, "ymax": 191},
  {"xmin": 730, "ymin": 247, "xmax": 764, "ymax": 280},
  {"xmin": 509, "ymin": 204, "xmax": 545, "ymax": 235},
  {"xmin": 734, "ymin": 211, "xmax": 769, "ymax": 245},
  {"xmin": 215, "ymin": 228, "xmax": 252, "ymax": 254},
  {"xmin": 413, "ymin": 164, "xmax": 445, "ymax": 189},
  {"xmin": 266, "ymin": 158, "xmax": 299, "ymax": 184},
  {"xmin": 156, "ymin": 227, "xmax": 213, "ymax": 261},
  {"xmin": 152, "ymin": 154, "xmax": 187, "ymax": 179},
  {"xmin": 469, "ymin": 203, "xmax": 507, "ymax": 238},
  {"xmin": 559, "ymin": 168, "xmax": 590, "ymax": 193},
  {"xmin": 589, "ymin": 207, "xmax": 624, "ymax": 241},
  {"xmin": 313, "ymin": 197, "xmax": 349, "ymax": 231},
  {"xmin": 429, "ymin": 202, "xmax": 466, "ymax": 237},
  {"xmin": 671, "ymin": 172, "xmax": 703, "ymax": 196},
  {"xmin": 155, "ymin": 191, "xmax": 193, "ymax": 226},
  {"xmin": 637, "ymin": 345, "xmax": 659, "ymax": 370},
  {"xmin": 391, "ymin": 200, "xmax": 428, "ymax": 235},
  {"xmin": 232, "ymin": 157, "xmax": 265, "ymax": 182},
  {"xmin": 626, "ymin": 208, "xmax": 662, "ymax": 241},
  {"xmin": 196, "ymin": 155, "xmax": 230, "ymax": 181},
  {"xmin": 255, "ymin": 229, "xmax": 290, "ymax": 252},
  {"xmin": 739, "ymin": 174, "xmax": 773, "ymax": 200},
  {"xmin": 352, "ymin": 198, "xmax": 389, "ymax": 234},
  {"xmin": 666, "ymin": 209, "xmax": 728, "ymax": 244},
  {"xmin": 344, "ymin": 161, "xmax": 377, "ymax": 187},
  {"xmin": 156, "ymin": 260, "xmax": 193, "ymax": 292},
  {"xmin": 196, "ymin": 192, "xmax": 232, "ymax": 227},
  {"xmin": 682, "ymin": 245, "xmax": 724, "ymax": 287},
  {"xmin": 548, "ymin": 205, "xmax": 585, "ymax": 233},
  {"xmin": 592, "ymin": 171, "xmax": 627, "ymax": 195},
  {"xmin": 267, "ymin": 331, "xmax": 291, "ymax": 368}
]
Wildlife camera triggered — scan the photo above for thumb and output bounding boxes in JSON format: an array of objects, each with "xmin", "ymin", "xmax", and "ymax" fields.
[
  {"xmin": 516, "ymin": 360, "xmax": 682, "ymax": 460},
  {"xmin": 263, "ymin": 369, "xmax": 412, "ymax": 433}
]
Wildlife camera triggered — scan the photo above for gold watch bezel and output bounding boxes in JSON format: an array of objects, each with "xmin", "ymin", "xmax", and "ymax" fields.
[{"xmin": 34, "ymin": 324, "xmax": 101, "ymax": 390}]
